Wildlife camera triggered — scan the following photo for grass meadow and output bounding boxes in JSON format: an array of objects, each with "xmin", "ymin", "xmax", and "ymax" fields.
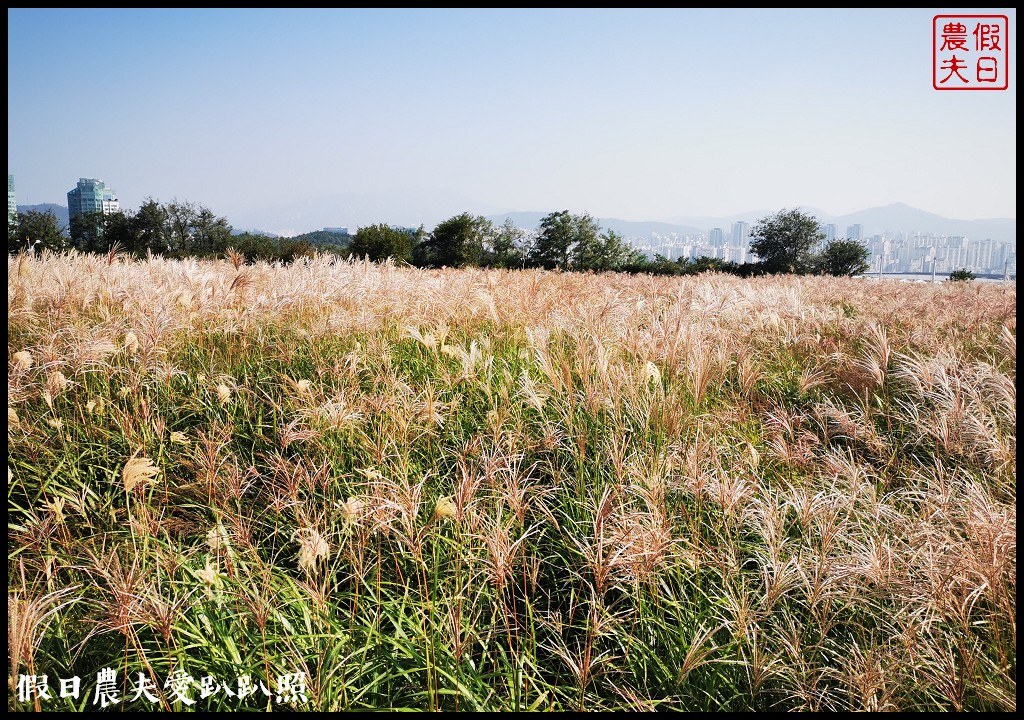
[{"xmin": 7, "ymin": 250, "xmax": 1016, "ymax": 711}]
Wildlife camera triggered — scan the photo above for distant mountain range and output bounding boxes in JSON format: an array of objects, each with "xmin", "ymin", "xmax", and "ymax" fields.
[
  {"xmin": 18, "ymin": 201, "xmax": 1016, "ymax": 247},
  {"xmin": 825, "ymin": 203, "xmax": 1015, "ymax": 246}
]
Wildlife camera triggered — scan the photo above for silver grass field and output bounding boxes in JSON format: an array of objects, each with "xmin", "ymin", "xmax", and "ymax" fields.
[{"xmin": 7, "ymin": 250, "xmax": 1016, "ymax": 711}]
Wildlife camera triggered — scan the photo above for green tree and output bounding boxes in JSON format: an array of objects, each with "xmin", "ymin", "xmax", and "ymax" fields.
[
  {"xmin": 165, "ymin": 200, "xmax": 199, "ymax": 256},
  {"xmin": 161, "ymin": 199, "xmax": 232, "ymax": 258},
  {"xmin": 69, "ymin": 210, "xmax": 109, "ymax": 253},
  {"xmin": 418, "ymin": 213, "xmax": 493, "ymax": 268},
  {"xmin": 349, "ymin": 223, "xmax": 416, "ymax": 264},
  {"xmin": 586, "ymin": 229, "xmax": 644, "ymax": 271},
  {"xmin": 749, "ymin": 208, "xmax": 825, "ymax": 275},
  {"xmin": 291, "ymin": 229, "xmax": 351, "ymax": 254},
  {"xmin": 101, "ymin": 211, "xmax": 139, "ymax": 256},
  {"xmin": 9, "ymin": 209, "xmax": 67, "ymax": 254},
  {"xmin": 571, "ymin": 225, "xmax": 603, "ymax": 270},
  {"xmin": 680, "ymin": 255, "xmax": 742, "ymax": 276},
  {"xmin": 485, "ymin": 217, "xmax": 528, "ymax": 269},
  {"xmin": 815, "ymin": 238, "xmax": 871, "ymax": 276},
  {"xmin": 529, "ymin": 210, "xmax": 600, "ymax": 270},
  {"xmin": 277, "ymin": 238, "xmax": 317, "ymax": 263},
  {"xmin": 192, "ymin": 206, "xmax": 233, "ymax": 256},
  {"xmin": 91, "ymin": 209, "xmax": 152, "ymax": 257},
  {"xmin": 634, "ymin": 253, "xmax": 678, "ymax": 275},
  {"xmin": 132, "ymin": 199, "xmax": 169, "ymax": 256},
  {"xmin": 948, "ymin": 268, "xmax": 976, "ymax": 282},
  {"xmin": 230, "ymin": 232, "xmax": 281, "ymax": 263}
]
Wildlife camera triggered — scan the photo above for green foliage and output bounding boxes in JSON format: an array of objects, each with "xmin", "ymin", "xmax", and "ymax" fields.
[
  {"xmin": 749, "ymin": 208, "xmax": 825, "ymax": 275},
  {"xmin": 574, "ymin": 229, "xmax": 643, "ymax": 271},
  {"xmin": 227, "ymin": 233, "xmax": 318, "ymax": 264},
  {"xmin": 291, "ymin": 229, "xmax": 351, "ymax": 252},
  {"xmin": 416, "ymin": 212, "xmax": 494, "ymax": 268},
  {"xmin": 132, "ymin": 198, "xmax": 170, "ymax": 255},
  {"xmin": 228, "ymin": 232, "xmax": 281, "ymax": 262},
  {"xmin": 9, "ymin": 208, "xmax": 68, "ymax": 254},
  {"xmin": 163, "ymin": 199, "xmax": 233, "ymax": 258},
  {"xmin": 680, "ymin": 255, "xmax": 743, "ymax": 275},
  {"xmin": 815, "ymin": 238, "xmax": 871, "ymax": 276},
  {"xmin": 618, "ymin": 253, "xmax": 746, "ymax": 277},
  {"xmin": 55, "ymin": 196, "xmax": 324, "ymax": 264},
  {"xmin": 100, "ymin": 210, "xmax": 142, "ymax": 255},
  {"xmin": 68, "ymin": 211, "xmax": 109, "ymax": 253},
  {"xmin": 349, "ymin": 223, "xmax": 418, "ymax": 264},
  {"xmin": 277, "ymin": 238, "xmax": 317, "ymax": 263},
  {"xmin": 620, "ymin": 252, "xmax": 672, "ymax": 275},
  {"xmin": 62, "ymin": 198, "xmax": 233, "ymax": 259},
  {"xmin": 528, "ymin": 210, "xmax": 600, "ymax": 270},
  {"xmin": 949, "ymin": 267, "xmax": 976, "ymax": 282},
  {"xmin": 485, "ymin": 217, "xmax": 528, "ymax": 269}
]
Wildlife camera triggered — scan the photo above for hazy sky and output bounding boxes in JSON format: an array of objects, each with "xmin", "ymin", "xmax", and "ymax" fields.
[{"xmin": 8, "ymin": 8, "xmax": 1017, "ymax": 234}]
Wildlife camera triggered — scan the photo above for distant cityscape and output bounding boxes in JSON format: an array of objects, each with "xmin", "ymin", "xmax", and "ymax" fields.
[
  {"xmin": 8, "ymin": 174, "xmax": 1017, "ymax": 276},
  {"xmin": 625, "ymin": 221, "xmax": 1016, "ymax": 277}
]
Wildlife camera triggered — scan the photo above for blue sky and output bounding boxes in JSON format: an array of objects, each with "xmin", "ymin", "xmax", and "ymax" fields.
[{"xmin": 7, "ymin": 8, "xmax": 1017, "ymax": 234}]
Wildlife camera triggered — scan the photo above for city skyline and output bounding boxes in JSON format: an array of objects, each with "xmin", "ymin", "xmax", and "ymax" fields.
[
  {"xmin": 8, "ymin": 9, "xmax": 1017, "ymax": 235},
  {"xmin": 14, "ymin": 183, "xmax": 1015, "ymax": 276},
  {"xmin": 12, "ymin": 179, "xmax": 1015, "ymax": 275},
  {"xmin": 13, "ymin": 186, "xmax": 1016, "ymax": 244}
]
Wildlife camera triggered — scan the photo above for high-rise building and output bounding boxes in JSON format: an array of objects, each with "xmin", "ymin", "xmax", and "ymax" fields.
[
  {"xmin": 974, "ymin": 238, "xmax": 994, "ymax": 272},
  {"xmin": 823, "ymin": 224, "xmax": 837, "ymax": 242},
  {"xmin": 730, "ymin": 221, "xmax": 750, "ymax": 249},
  {"xmin": 67, "ymin": 178, "xmax": 119, "ymax": 221},
  {"xmin": 846, "ymin": 223, "xmax": 863, "ymax": 241},
  {"xmin": 7, "ymin": 174, "xmax": 16, "ymax": 228}
]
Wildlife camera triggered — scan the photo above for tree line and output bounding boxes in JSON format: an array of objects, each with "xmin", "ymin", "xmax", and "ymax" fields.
[{"xmin": 9, "ymin": 201, "xmax": 871, "ymax": 277}]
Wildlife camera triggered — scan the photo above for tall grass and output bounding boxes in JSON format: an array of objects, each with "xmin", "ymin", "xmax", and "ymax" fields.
[{"xmin": 8, "ymin": 249, "xmax": 1015, "ymax": 710}]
